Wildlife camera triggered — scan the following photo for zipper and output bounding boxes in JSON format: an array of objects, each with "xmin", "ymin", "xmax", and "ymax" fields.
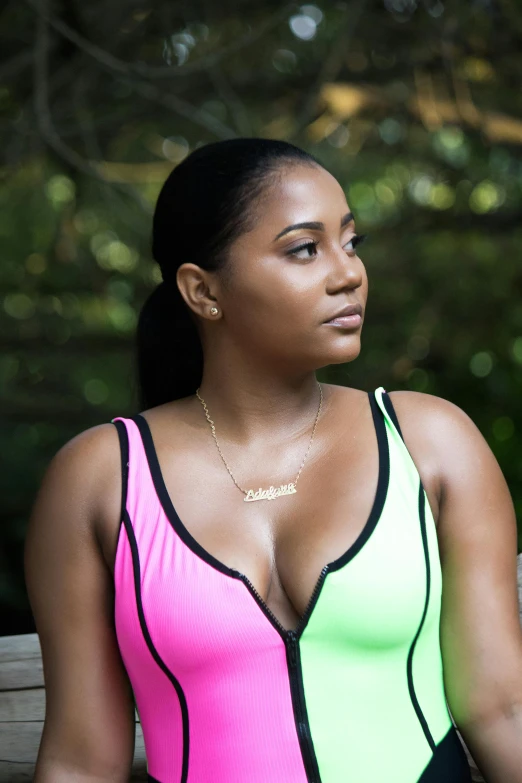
[
  {"xmin": 294, "ymin": 565, "xmax": 329, "ymax": 637},
  {"xmin": 231, "ymin": 570, "xmax": 289, "ymax": 637},
  {"xmin": 230, "ymin": 565, "xmax": 329, "ymax": 782},
  {"xmin": 286, "ymin": 630, "xmax": 322, "ymax": 782},
  {"xmin": 232, "ymin": 564, "xmax": 329, "ymax": 640}
]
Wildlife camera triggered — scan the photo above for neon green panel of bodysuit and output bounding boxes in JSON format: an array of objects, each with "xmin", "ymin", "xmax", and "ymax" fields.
[{"xmin": 299, "ymin": 388, "xmax": 453, "ymax": 783}]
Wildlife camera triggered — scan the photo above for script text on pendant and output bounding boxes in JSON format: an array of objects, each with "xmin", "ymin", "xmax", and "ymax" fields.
[{"xmin": 244, "ymin": 483, "xmax": 297, "ymax": 502}]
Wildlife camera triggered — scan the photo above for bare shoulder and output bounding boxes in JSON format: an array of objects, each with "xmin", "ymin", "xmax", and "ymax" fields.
[
  {"xmin": 50, "ymin": 421, "xmax": 121, "ymax": 494},
  {"xmin": 384, "ymin": 389, "xmax": 499, "ymax": 505},
  {"xmin": 385, "ymin": 388, "xmax": 487, "ymax": 457},
  {"xmin": 28, "ymin": 421, "xmax": 122, "ymax": 545},
  {"xmin": 329, "ymin": 384, "xmax": 488, "ymax": 520},
  {"xmin": 385, "ymin": 388, "xmax": 473, "ymax": 427},
  {"xmin": 137, "ymin": 395, "xmax": 214, "ymax": 458}
]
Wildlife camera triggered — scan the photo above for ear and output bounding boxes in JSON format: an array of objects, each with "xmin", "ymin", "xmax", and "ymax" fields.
[{"xmin": 176, "ymin": 263, "xmax": 220, "ymax": 320}]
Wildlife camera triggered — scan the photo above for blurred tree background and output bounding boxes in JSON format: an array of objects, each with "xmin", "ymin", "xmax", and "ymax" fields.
[{"xmin": 2, "ymin": 0, "xmax": 522, "ymax": 635}]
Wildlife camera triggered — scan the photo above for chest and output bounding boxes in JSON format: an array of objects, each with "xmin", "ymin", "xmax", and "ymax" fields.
[{"xmin": 104, "ymin": 393, "xmax": 440, "ymax": 633}]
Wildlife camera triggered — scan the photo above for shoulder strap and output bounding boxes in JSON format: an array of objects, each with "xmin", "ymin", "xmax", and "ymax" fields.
[
  {"xmin": 380, "ymin": 389, "xmax": 405, "ymax": 442},
  {"xmin": 111, "ymin": 417, "xmax": 130, "ymax": 525},
  {"xmin": 110, "ymin": 414, "xmax": 165, "ymax": 537},
  {"xmin": 373, "ymin": 387, "xmax": 423, "ymax": 494}
]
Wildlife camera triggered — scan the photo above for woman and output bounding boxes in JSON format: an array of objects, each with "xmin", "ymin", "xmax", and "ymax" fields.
[{"xmin": 25, "ymin": 138, "xmax": 522, "ymax": 782}]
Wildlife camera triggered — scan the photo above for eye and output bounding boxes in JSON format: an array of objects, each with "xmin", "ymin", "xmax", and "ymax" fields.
[
  {"xmin": 343, "ymin": 233, "xmax": 367, "ymax": 253},
  {"xmin": 286, "ymin": 240, "xmax": 319, "ymax": 260}
]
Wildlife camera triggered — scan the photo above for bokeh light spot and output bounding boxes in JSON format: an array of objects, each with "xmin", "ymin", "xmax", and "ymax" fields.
[
  {"xmin": 429, "ymin": 183, "xmax": 455, "ymax": 210},
  {"xmin": 469, "ymin": 180, "xmax": 505, "ymax": 213},
  {"xmin": 83, "ymin": 378, "xmax": 109, "ymax": 405},
  {"xmin": 45, "ymin": 175, "xmax": 76, "ymax": 206},
  {"xmin": 25, "ymin": 254, "xmax": 47, "ymax": 275},
  {"xmin": 150, "ymin": 265, "xmax": 163, "ymax": 285},
  {"xmin": 375, "ymin": 179, "xmax": 397, "ymax": 206},
  {"xmin": 272, "ymin": 49, "xmax": 298, "ymax": 73},
  {"xmin": 289, "ymin": 13, "xmax": 317, "ymax": 40},
  {"xmin": 107, "ymin": 300, "xmax": 137, "ymax": 332},
  {"xmin": 408, "ymin": 175, "xmax": 434, "ymax": 205},
  {"xmin": 407, "ymin": 335, "xmax": 430, "ymax": 360},
  {"xmin": 94, "ymin": 239, "xmax": 139, "ymax": 273},
  {"xmin": 469, "ymin": 351, "xmax": 493, "ymax": 377},
  {"xmin": 162, "ymin": 136, "xmax": 189, "ymax": 162},
  {"xmin": 512, "ymin": 336, "xmax": 522, "ymax": 364},
  {"xmin": 407, "ymin": 368, "xmax": 429, "ymax": 391},
  {"xmin": 378, "ymin": 118, "xmax": 403, "ymax": 144},
  {"xmin": 348, "ymin": 182, "xmax": 375, "ymax": 209},
  {"xmin": 4, "ymin": 293, "xmax": 35, "ymax": 320},
  {"xmin": 327, "ymin": 124, "xmax": 350, "ymax": 148}
]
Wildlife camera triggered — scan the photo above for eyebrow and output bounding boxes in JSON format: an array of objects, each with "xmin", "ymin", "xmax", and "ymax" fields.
[{"xmin": 273, "ymin": 211, "xmax": 354, "ymax": 241}]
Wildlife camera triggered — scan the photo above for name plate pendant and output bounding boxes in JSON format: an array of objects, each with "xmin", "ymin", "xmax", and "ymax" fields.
[{"xmin": 244, "ymin": 483, "xmax": 297, "ymax": 502}]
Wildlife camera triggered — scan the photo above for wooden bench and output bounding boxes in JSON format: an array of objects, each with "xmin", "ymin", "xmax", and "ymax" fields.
[{"xmin": 2, "ymin": 553, "xmax": 521, "ymax": 782}]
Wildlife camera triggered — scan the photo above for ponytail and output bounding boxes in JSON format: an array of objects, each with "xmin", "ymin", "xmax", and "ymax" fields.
[
  {"xmin": 136, "ymin": 282, "xmax": 203, "ymax": 409},
  {"xmin": 136, "ymin": 137, "xmax": 321, "ymax": 410}
]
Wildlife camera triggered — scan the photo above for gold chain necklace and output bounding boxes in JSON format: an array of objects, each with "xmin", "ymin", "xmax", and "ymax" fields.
[{"xmin": 195, "ymin": 382, "xmax": 323, "ymax": 502}]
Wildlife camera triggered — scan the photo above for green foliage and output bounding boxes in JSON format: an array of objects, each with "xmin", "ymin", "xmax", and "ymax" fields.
[{"xmin": 2, "ymin": 0, "xmax": 522, "ymax": 632}]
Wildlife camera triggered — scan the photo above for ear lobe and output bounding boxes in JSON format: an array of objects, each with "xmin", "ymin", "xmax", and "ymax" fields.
[{"xmin": 176, "ymin": 263, "xmax": 217, "ymax": 318}]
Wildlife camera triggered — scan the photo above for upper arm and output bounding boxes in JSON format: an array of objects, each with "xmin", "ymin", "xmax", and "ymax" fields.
[
  {"xmin": 24, "ymin": 423, "xmax": 135, "ymax": 782},
  {"xmin": 389, "ymin": 390, "xmax": 522, "ymax": 729}
]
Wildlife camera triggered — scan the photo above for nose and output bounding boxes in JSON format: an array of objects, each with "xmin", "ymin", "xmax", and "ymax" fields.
[{"xmin": 327, "ymin": 243, "xmax": 364, "ymax": 291}]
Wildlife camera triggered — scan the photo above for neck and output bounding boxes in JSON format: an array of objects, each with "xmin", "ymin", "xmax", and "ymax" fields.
[{"xmin": 196, "ymin": 355, "xmax": 326, "ymax": 446}]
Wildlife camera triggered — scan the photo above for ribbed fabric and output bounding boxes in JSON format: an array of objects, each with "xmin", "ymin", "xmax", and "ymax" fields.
[{"xmin": 111, "ymin": 387, "xmax": 472, "ymax": 783}]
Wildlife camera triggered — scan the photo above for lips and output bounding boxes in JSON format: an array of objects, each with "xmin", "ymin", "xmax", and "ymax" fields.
[{"xmin": 324, "ymin": 303, "xmax": 363, "ymax": 322}]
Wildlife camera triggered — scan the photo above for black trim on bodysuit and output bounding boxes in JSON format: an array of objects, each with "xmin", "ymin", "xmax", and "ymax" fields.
[
  {"xmin": 378, "ymin": 395, "xmax": 472, "ymax": 782},
  {"xmin": 131, "ymin": 412, "xmax": 238, "ymax": 578},
  {"xmin": 112, "ymin": 419, "xmax": 190, "ymax": 783},
  {"xmin": 381, "ymin": 390, "xmax": 405, "ymax": 441},
  {"xmin": 326, "ymin": 390, "xmax": 390, "ymax": 573},
  {"xmin": 112, "ymin": 419, "xmax": 129, "ymax": 530},
  {"xmin": 123, "ymin": 510, "xmax": 191, "ymax": 783},
  {"xmin": 407, "ymin": 483, "xmax": 436, "ymax": 751}
]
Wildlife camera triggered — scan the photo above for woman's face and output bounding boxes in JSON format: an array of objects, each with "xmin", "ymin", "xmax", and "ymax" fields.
[{"xmin": 213, "ymin": 162, "xmax": 368, "ymax": 372}]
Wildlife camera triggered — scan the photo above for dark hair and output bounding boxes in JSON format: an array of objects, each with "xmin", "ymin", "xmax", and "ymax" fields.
[{"xmin": 136, "ymin": 137, "xmax": 322, "ymax": 410}]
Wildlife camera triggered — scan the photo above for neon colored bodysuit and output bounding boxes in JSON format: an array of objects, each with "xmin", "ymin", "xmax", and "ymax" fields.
[{"xmin": 111, "ymin": 387, "xmax": 472, "ymax": 783}]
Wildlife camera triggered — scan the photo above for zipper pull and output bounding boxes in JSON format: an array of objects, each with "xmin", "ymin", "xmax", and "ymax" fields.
[{"xmin": 286, "ymin": 631, "xmax": 298, "ymax": 669}]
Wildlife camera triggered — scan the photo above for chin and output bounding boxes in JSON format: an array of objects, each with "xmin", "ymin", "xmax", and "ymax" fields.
[{"xmin": 319, "ymin": 340, "xmax": 362, "ymax": 367}]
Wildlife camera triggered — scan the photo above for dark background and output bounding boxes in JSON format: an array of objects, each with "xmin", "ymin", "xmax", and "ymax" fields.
[{"xmin": 2, "ymin": 0, "xmax": 522, "ymax": 635}]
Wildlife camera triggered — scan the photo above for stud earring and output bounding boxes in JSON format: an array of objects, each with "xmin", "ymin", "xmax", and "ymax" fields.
[{"xmin": 210, "ymin": 306, "xmax": 219, "ymax": 315}]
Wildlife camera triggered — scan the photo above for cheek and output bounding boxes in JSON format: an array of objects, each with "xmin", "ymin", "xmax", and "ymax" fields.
[{"xmin": 226, "ymin": 263, "xmax": 319, "ymax": 325}]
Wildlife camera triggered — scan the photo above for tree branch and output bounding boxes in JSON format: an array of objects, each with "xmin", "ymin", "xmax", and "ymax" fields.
[
  {"xmin": 31, "ymin": 0, "xmax": 153, "ymax": 212},
  {"xmin": 26, "ymin": 0, "xmax": 238, "ymax": 139},
  {"xmin": 71, "ymin": 71, "xmax": 150, "ymax": 233},
  {"xmin": 86, "ymin": 2, "xmax": 297, "ymax": 79},
  {"xmin": 291, "ymin": 0, "xmax": 368, "ymax": 139}
]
